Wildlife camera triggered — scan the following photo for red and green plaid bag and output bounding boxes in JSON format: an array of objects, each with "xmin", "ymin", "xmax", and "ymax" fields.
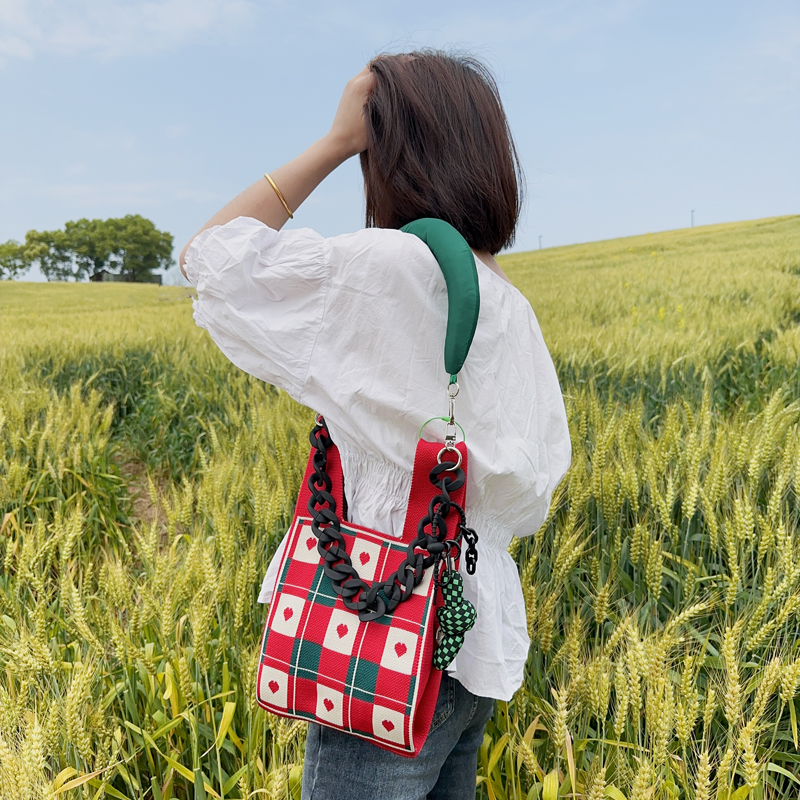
[{"xmin": 256, "ymin": 419, "xmax": 475, "ymax": 756}]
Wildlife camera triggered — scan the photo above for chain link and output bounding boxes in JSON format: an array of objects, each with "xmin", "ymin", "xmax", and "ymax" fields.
[{"xmin": 306, "ymin": 418, "xmax": 479, "ymax": 623}]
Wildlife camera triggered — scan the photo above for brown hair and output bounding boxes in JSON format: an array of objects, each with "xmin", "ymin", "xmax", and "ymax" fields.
[{"xmin": 360, "ymin": 50, "xmax": 523, "ymax": 255}]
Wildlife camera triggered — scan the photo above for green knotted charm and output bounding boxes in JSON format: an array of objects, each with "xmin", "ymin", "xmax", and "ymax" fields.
[{"xmin": 433, "ymin": 569, "xmax": 477, "ymax": 671}]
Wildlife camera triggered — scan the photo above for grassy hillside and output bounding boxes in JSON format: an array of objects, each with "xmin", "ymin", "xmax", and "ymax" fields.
[
  {"xmin": 509, "ymin": 215, "xmax": 800, "ymax": 411},
  {"xmin": 508, "ymin": 215, "xmax": 800, "ymax": 361},
  {"xmin": 2, "ymin": 215, "xmax": 800, "ymax": 798}
]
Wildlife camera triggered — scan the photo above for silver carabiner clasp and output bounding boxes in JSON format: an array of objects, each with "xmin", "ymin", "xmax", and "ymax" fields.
[{"xmin": 445, "ymin": 539, "xmax": 461, "ymax": 573}]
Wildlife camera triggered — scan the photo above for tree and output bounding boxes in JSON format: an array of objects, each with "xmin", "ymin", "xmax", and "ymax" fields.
[
  {"xmin": 0, "ymin": 230, "xmax": 74, "ymax": 280},
  {"xmin": 63, "ymin": 218, "xmax": 116, "ymax": 279},
  {"xmin": 103, "ymin": 215, "xmax": 174, "ymax": 282},
  {"xmin": 0, "ymin": 215, "xmax": 174, "ymax": 281},
  {"xmin": 23, "ymin": 229, "xmax": 77, "ymax": 280},
  {"xmin": 0, "ymin": 241, "xmax": 29, "ymax": 279}
]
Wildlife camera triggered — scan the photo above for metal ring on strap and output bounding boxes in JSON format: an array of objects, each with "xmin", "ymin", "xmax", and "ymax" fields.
[{"xmin": 436, "ymin": 447, "xmax": 462, "ymax": 471}]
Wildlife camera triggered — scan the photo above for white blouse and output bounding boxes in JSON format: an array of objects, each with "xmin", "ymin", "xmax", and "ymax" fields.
[{"xmin": 184, "ymin": 216, "xmax": 570, "ymax": 701}]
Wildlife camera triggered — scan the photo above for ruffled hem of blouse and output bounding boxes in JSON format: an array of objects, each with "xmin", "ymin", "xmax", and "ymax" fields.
[
  {"xmin": 182, "ymin": 226, "xmax": 218, "ymax": 289},
  {"xmin": 338, "ymin": 448, "xmax": 412, "ymax": 537},
  {"xmin": 338, "ymin": 448, "xmax": 411, "ymax": 497}
]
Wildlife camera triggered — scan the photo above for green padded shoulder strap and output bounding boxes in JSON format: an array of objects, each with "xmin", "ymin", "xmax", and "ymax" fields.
[{"xmin": 400, "ymin": 218, "xmax": 480, "ymax": 382}]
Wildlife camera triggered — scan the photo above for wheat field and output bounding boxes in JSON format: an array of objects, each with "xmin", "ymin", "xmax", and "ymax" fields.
[{"xmin": 1, "ymin": 214, "xmax": 800, "ymax": 799}]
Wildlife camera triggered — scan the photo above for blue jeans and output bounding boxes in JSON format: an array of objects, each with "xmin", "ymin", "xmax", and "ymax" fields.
[{"xmin": 301, "ymin": 674, "xmax": 495, "ymax": 800}]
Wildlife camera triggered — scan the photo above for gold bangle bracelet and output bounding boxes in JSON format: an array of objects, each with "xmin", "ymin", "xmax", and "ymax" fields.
[{"xmin": 264, "ymin": 172, "xmax": 294, "ymax": 219}]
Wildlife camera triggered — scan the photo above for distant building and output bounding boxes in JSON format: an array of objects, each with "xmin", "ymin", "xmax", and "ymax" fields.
[{"xmin": 89, "ymin": 270, "xmax": 162, "ymax": 285}]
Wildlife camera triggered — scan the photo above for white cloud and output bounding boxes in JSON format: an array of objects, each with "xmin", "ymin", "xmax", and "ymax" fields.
[
  {"xmin": 0, "ymin": 0, "xmax": 257, "ymax": 61},
  {"xmin": 43, "ymin": 180, "xmax": 167, "ymax": 205},
  {"xmin": 165, "ymin": 123, "xmax": 188, "ymax": 138},
  {"xmin": 755, "ymin": 21, "xmax": 800, "ymax": 64},
  {"xmin": 0, "ymin": 35, "xmax": 33, "ymax": 58},
  {"xmin": 32, "ymin": 180, "xmax": 226, "ymax": 209},
  {"xmin": 729, "ymin": 15, "xmax": 800, "ymax": 105},
  {"xmin": 393, "ymin": 0, "xmax": 647, "ymax": 49}
]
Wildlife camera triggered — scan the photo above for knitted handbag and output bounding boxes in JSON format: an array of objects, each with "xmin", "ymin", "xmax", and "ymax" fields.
[{"xmin": 256, "ymin": 219, "xmax": 481, "ymax": 757}]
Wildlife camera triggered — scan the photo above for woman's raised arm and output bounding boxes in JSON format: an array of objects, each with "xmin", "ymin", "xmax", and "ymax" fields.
[{"xmin": 180, "ymin": 66, "xmax": 374, "ymax": 275}]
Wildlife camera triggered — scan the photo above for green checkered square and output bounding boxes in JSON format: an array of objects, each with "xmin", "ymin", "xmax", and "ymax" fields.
[
  {"xmin": 311, "ymin": 566, "xmax": 338, "ymax": 608},
  {"xmin": 347, "ymin": 658, "xmax": 379, "ymax": 702},
  {"xmin": 292, "ymin": 639, "xmax": 322, "ymax": 680}
]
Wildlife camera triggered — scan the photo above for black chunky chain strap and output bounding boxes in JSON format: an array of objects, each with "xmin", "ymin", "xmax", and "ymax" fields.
[{"xmin": 306, "ymin": 418, "xmax": 479, "ymax": 623}]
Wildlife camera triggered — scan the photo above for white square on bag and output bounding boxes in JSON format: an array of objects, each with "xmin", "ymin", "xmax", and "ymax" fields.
[
  {"xmin": 380, "ymin": 627, "xmax": 417, "ymax": 674},
  {"xmin": 291, "ymin": 524, "xmax": 321, "ymax": 564},
  {"xmin": 411, "ymin": 567, "xmax": 433, "ymax": 596},
  {"xmin": 258, "ymin": 666, "xmax": 288, "ymax": 708},
  {"xmin": 316, "ymin": 686, "xmax": 344, "ymax": 727},
  {"xmin": 270, "ymin": 594, "xmax": 304, "ymax": 638},
  {"xmin": 322, "ymin": 608, "xmax": 359, "ymax": 655},
  {"xmin": 349, "ymin": 539, "xmax": 382, "ymax": 582},
  {"xmin": 372, "ymin": 705, "xmax": 405, "ymax": 745}
]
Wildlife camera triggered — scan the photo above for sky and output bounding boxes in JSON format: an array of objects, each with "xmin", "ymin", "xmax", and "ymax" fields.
[{"xmin": 1, "ymin": 0, "xmax": 798, "ymax": 284}]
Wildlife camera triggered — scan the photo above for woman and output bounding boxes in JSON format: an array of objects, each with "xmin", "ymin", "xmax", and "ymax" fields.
[{"xmin": 181, "ymin": 51, "xmax": 570, "ymax": 800}]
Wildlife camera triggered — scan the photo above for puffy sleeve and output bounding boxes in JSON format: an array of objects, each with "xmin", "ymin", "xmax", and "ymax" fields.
[{"xmin": 183, "ymin": 216, "xmax": 328, "ymax": 401}]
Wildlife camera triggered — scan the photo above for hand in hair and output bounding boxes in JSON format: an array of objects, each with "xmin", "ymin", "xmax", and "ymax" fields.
[
  {"xmin": 179, "ymin": 65, "xmax": 375, "ymax": 274},
  {"xmin": 328, "ymin": 66, "xmax": 375, "ymax": 159}
]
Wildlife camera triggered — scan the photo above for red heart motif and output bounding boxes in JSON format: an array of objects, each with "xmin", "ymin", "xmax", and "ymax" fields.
[
  {"xmin": 283, "ymin": 606, "xmax": 294, "ymax": 621},
  {"xmin": 394, "ymin": 642, "xmax": 407, "ymax": 658},
  {"xmin": 382, "ymin": 719, "xmax": 395, "ymax": 732},
  {"xmin": 359, "ymin": 551, "xmax": 370, "ymax": 565},
  {"xmin": 268, "ymin": 680, "xmax": 279, "ymax": 694},
  {"xmin": 324, "ymin": 698, "xmax": 334, "ymax": 712},
  {"xmin": 306, "ymin": 537, "xmax": 316, "ymax": 551},
  {"xmin": 337, "ymin": 623, "xmax": 348, "ymax": 638}
]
